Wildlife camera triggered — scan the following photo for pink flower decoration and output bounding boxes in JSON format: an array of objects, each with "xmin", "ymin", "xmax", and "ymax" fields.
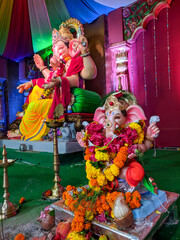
[
  {"xmin": 95, "ymin": 212, "xmax": 107, "ymax": 222},
  {"xmin": 86, "ymin": 122, "xmax": 104, "ymax": 135},
  {"xmin": 90, "ymin": 132, "xmax": 105, "ymax": 146}
]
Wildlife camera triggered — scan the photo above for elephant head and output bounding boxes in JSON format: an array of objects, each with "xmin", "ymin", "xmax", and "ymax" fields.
[{"xmin": 93, "ymin": 92, "xmax": 147, "ymax": 138}]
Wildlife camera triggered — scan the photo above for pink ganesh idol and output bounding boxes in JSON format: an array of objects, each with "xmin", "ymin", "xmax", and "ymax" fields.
[{"xmin": 77, "ymin": 91, "xmax": 160, "ymax": 191}]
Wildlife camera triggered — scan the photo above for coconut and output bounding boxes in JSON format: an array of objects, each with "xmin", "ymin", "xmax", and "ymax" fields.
[{"xmin": 113, "ymin": 193, "xmax": 133, "ymax": 228}]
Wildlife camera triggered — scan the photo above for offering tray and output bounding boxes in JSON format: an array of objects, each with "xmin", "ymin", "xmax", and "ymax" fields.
[{"xmin": 51, "ymin": 191, "xmax": 179, "ymax": 240}]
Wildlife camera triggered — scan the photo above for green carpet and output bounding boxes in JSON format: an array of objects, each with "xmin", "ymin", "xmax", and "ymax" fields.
[{"xmin": 0, "ymin": 148, "xmax": 180, "ymax": 239}]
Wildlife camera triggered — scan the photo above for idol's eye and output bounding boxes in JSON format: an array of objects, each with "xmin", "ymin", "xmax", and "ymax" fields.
[{"xmin": 106, "ymin": 122, "xmax": 112, "ymax": 128}]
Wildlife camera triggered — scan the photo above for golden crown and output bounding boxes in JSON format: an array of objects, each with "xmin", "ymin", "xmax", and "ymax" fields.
[
  {"xmin": 52, "ymin": 18, "xmax": 84, "ymax": 45},
  {"xmin": 105, "ymin": 91, "xmax": 137, "ymax": 111},
  {"xmin": 105, "ymin": 95, "xmax": 125, "ymax": 112}
]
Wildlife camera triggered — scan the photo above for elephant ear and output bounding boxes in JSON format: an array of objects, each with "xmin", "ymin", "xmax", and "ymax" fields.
[
  {"xmin": 125, "ymin": 104, "xmax": 147, "ymax": 125},
  {"xmin": 69, "ymin": 39, "xmax": 81, "ymax": 58},
  {"xmin": 93, "ymin": 106, "xmax": 105, "ymax": 125}
]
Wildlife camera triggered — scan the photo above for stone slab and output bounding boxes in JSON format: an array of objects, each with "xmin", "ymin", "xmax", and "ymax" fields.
[{"xmin": 0, "ymin": 139, "xmax": 83, "ymax": 154}]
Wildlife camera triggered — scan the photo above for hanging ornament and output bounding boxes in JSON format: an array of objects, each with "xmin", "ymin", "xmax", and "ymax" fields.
[
  {"xmin": 143, "ymin": 31, "xmax": 147, "ymax": 106},
  {"xmin": 153, "ymin": 18, "xmax": 158, "ymax": 97},
  {"xmin": 166, "ymin": 7, "xmax": 171, "ymax": 90},
  {"xmin": 130, "ymin": 47, "xmax": 134, "ymax": 94}
]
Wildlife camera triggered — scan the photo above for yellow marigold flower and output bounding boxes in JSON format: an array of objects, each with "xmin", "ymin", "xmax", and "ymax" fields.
[
  {"xmin": 110, "ymin": 164, "xmax": 120, "ymax": 177},
  {"xmin": 97, "ymin": 173, "xmax": 107, "ymax": 186},
  {"xmin": 129, "ymin": 122, "xmax": 142, "ymax": 134},
  {"xmin": 129, "ymin": 122, "xmax": 144, "ymax": 144},
  {"xmin": 89, "ymin": 184, "xmax": 101, "ymax": 192},
  {"xmin": 104, "ymin": 168, "xmax": 114, "ymax": 181},
  {"xmin": 67, "ymin": 231, "xmax": 87, "ymax": 240},
  {"xmin": 85, "ymin": 211, "xmax": 94, "ymax": 221},
  {"xmin": 111, "ymin": 211, "xmax": 115, "ymax": 218},
  {"xmin": 95, "ymin": 150, "xmax": 110, "ymax": 161}
]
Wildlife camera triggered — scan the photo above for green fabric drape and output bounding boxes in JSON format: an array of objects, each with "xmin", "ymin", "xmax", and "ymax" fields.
[
  {"xmin": 0, "ymin": 0, "xmax": 14, "ymax": 55},
  {"xmin": 45, "ymin": 0, "xmax": 70, "ymax": 30},
  {"xmin": 27, "ymin": 0, "xmax": 52, "ymax": 53}
]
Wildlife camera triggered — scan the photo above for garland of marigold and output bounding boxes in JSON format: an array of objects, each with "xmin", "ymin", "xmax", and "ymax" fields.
[
  {"xmin": 85, "ymin": 146, "xmax": 129, "ymax": 191},
  {"xmin": 62, "ymin": 185, "xmax": 141, "ymax": 235}
]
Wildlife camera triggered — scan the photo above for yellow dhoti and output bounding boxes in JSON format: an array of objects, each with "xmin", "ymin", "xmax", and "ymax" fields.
[{"xmin": 19, "ymin": 85, "xmax": 53, "ymax": 141}]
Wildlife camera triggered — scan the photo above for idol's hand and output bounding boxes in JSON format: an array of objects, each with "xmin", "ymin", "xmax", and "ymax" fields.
[
  {"xmin": 78, "ymin": 35, "xmax": 89, "ymax": 54},
  {"xmin": 34, "ymin": 54, "xmax": 44, "ymax": 70},
  {"xmin": 146, "ymin": 123, "xmax": 160, "ymax": 141},
  {"xmin": 42, "ymin": 77, "xmax": 61, "ymax": 89},
  {"xmin": 17, "ymin": 81, "xmax": 32, "ymax": 93}
]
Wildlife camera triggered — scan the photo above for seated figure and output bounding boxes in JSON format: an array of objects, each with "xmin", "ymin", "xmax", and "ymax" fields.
[
  {"xmin": 76, "ymin": 91, "xmax": 160, "ymax": 191},
  {"xmin": 17, "ymin": 19, "xmax": 97, "ymax": 141}
]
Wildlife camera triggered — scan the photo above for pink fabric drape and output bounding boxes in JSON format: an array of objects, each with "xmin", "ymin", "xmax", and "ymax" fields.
[
  {"xmin": 129, "ymin": 0, "xmax": 180, "ymax": 147},
  {"xmin": 3, "ymin": 0, "xmax": 33, "ymax": 60}
]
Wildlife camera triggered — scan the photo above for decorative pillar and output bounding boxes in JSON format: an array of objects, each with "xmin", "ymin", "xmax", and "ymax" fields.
[{"xmin": 109, "ymin": 41, "xmax": 131, "ymax": 91}]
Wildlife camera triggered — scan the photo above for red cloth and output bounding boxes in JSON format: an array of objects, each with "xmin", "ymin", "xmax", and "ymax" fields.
[
  {"xmin": 126, "ymin": 160, "xmax": 145, "ymax": 187},
  {"xmin": 26, "ymin": 56, "xmax": 84, "ymax": 119},
  {"xmin": 3, "ymin": 0, "xmax": 33, "ymax": 60}
]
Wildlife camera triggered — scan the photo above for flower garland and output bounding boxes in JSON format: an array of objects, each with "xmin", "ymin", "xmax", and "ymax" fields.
[
  {"xmin": 63, "ymin": 185, "xmax": 141, "ymax": 238},
  {"xmin": 39, "ymin": 56, "xmax": 71, "ymax": 100},
  {"xmin": 82, "ymin": 121, "xmax": 145, "ymax": 190},
  {"xmin": 62, "ymin": 121, "xmax": 144, "ymax": 239}
]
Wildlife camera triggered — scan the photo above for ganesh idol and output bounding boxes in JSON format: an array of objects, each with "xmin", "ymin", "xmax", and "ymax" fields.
[
  {"xmin": 76, "ymin": 91, "xmax": 160, "ymax": 192},
  {"xmin": 17, "ymin": 18, "xmax": 97, "ymax": 141}
]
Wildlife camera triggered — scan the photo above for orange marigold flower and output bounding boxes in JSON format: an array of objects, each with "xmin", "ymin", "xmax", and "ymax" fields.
[
  {"xmin": 119, "ymin": 146, "xmax": 128, "ymax": 154},
  {"xmin": 125, "ymin": 192, "xmax": 132, "ymax": 204},
  {"xmin": 96, "ymin": 206, "xmax": 104, "ymax": 214},
  {"xmin": 62, "ymin": 191, "xmax": 67, "ymax": 200},
  {"xmin": 129, "ymin": 201, "xmax": 136, "ymax": 209},
  {"xmin": 100, "ymin": 195, "xmax": 106, "ymax": 203},
  {"xmin": 132, "ymin": 191, "xmax": 141, "ymax": 201},
  {"xmin": 133, "ymin": 199, "xmax": 141, "ymax": 208},
  {"xmin": 77, "ymin": 205, "xmax": 86, "ymax": 213},
  {"xmin": 14, "ymin": 233, "xmax": 25, "ymax": 240},
  {"xmin": 74, "ymin": 209, "xmax": 85, "ymax": 217},
  {"xmin": 84, "ymin": 155, "xmax": 90, "ymax": 161},
  {"xmin": 84, "ymin": 222, "xmax": 91, "ymax": 230},
  {"xmin": 85, "ymin": 148, "xmax": 91, "ymax": 155},
  {"xmin": 66, "ymin": 185, "xmax": 76, "ymax": 192},
  {"xmin": 71, "ymin": 222, "xmax": 84, "ymax": 232},
  {"xmin": 113, "ymin": 158, "xmax": 124, "ymax": 168},
  {"xmin": 90, "ymin": 178, "xmax": 98, "ymax": 187},
  {"xmin": 19, "ymin": 197, "xmax": 25, "ymax": 204},
  {"xmin": 95, "ymin": 198, "xmax": 102, "ymax": 207},
  {"xmin": 102, "ymin": 203, "xmax": 110, "ymax": 211}
]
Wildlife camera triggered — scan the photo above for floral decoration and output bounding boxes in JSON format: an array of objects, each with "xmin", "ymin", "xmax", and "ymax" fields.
[
  {"xmin": 14, "ymin": 233, "xmax": 25, "ymax": 240},
  {"xmin": 19, "ymin": 197, "xmax": 25, "ymax": 204},
  {"xmin": 63, "ymin": 185, "xmax": 141, "ymax": 238},
  {"xmin": 61, "ymin": 120, "xmax": 144, "ymax": 238},
  {"xmin": 82, "ymin": 120, "xmax": 145, "ymax": 191}
]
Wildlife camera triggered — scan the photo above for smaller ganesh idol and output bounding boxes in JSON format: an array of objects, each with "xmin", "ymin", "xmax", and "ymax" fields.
[
  {"xmin": 77, "ymin": 90, "xmax": 160, "ymax": 193},
  {"xmin": 60, "ymin": 90, "xmax": 160, "ymax": 234},
  {"xmin": 17, "ymin": 18, "xmax": 97, "ymax": 141}
]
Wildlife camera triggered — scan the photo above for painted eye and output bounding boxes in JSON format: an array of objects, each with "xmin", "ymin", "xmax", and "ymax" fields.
[{"xmin": 106, "ymin": 122, "xmax": 112, "ymax": 128}]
